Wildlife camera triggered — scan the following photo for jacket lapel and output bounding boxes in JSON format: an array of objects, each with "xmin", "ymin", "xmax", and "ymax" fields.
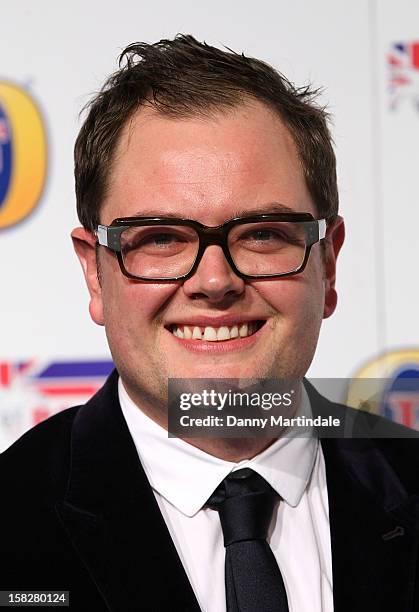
[
  {"xmin": 311, "ymin": 382, "xmax": 419, "ymax": 612},
  {"xmin": 56, "ymin": 372, "xmax": 201, "ymax": 612},
  {"xmin": 322, "ymin": 437, "xmax": 419, "ymax": 611}
]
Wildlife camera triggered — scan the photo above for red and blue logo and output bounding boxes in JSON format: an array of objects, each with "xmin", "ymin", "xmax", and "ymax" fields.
[
  {"xmin": 0, "ymin": 81, "xmax": 47, "ymax": 229},
  {"xmin": 381, "ymin": 368, "xmax": 419, "ymax": 429},
  {"xmin": 347, "ymin": 349, "xmax": 419, "ymax": 430}
]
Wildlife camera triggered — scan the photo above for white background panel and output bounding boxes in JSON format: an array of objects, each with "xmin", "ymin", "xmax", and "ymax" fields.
[{"xmin": 0, "ymin": 0, "xmax": 418, "ymax": 447}]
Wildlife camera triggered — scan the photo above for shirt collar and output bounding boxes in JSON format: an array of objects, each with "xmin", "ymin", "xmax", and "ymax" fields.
[{"xmin": 118, "ymin": 378, "xmax": 318, "ymax": 517}]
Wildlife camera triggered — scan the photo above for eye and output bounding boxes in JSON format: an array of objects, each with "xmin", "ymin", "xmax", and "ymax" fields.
[
  {"xmin": 230, "ymin": 223, "xmax": 306, "ymax": 253},
  {"xmin": 140, "ymin": 232, "xmax": 183, "ymax": 248},
  {"xmin": 242, "ymin": 229, "xmax": 284, "ymax": 242},
  {"xmin": 122, "ymin": 227, "xmax": 190, "ymax": 253},
  {"xmin": 239, "ymin": 227, "xmax": 295, "ymax": 245}
]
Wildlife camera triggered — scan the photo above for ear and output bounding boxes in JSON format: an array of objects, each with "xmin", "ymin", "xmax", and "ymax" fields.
[
  {"xmin": 71, "ymin": 227, "xmax": 104, "ymax": 326},
  {"xmin": 323, "ymin": 216, "xmax": 345, "ymax": 319}
]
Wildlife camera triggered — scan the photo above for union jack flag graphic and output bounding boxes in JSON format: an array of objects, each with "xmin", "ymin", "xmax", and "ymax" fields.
[
  {"xmin": 0, "ymin": 359, "xmax": 114, "ymax": 450},
  {"xmin": 388, "ymin": 41, "xmax": 419, "ymax": 110}
]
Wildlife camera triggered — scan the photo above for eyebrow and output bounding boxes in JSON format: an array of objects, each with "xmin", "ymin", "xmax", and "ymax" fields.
[
  {"xmin": 130, "ymin": 202, "xmax": 299, "ymax": 218},
  {"xmin": 233, "ymin": 203, "xmax": 298, "ymax": 216}
]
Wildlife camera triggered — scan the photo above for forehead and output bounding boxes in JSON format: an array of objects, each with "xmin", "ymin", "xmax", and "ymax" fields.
[{"xmin": 101, "ymin": 100, "xmax": 314, "ymax": 224}]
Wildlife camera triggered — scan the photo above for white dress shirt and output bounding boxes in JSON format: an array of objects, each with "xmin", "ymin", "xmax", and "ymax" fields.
[{"xmin": 118, "ymin": 378, "xmax": 333, "ymax": 612}]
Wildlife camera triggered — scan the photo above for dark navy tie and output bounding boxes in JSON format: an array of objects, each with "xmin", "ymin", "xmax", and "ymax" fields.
[{"xmin": 207, "ymin": 467, "xmax": 289, "ymax": 612}]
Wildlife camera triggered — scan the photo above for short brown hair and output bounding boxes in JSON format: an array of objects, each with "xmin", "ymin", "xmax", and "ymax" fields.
[{"xmin": 75, "ymin": 34, "xmax": 338, "ymax": 231}]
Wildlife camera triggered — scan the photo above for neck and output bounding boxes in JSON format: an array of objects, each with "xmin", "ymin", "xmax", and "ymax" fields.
[{"xmin": 121, "ymin": 378, "xmax": 301, "ymax": 462}]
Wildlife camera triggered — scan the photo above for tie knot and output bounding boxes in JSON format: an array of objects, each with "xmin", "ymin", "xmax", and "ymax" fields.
[{"xmin": 207, "ymin": 468, "xmax": 279, "ymax": 546}]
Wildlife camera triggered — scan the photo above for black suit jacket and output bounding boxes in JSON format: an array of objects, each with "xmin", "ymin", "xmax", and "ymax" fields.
[{"xmin": 1, "ymin": 370, "xmax": 419, "ymax": 611}]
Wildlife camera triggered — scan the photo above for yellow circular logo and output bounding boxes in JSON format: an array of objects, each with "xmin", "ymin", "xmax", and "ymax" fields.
[{"xmin": 0, "ymin": 81, "xmax": 47, "ymax": 229}]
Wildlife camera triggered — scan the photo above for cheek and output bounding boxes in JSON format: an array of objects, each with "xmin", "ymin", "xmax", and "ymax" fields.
[
  {"xmin": 101, "ymin": 277, "xmax": 179, "ymax": 332},
  {"xmin": 253, "ymin": 274, "xmax": 324, "ymax": 314},
  {"xmin": 251, "ymin": 258, "xmax": 326, "ymax": 339}
]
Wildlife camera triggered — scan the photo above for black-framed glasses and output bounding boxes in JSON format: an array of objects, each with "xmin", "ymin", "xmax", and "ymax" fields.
[{"xmin": 95, "ymin": 213, "xmax": 328, "ymax": 281}]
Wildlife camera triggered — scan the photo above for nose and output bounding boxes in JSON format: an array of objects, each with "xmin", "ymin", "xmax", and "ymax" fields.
[{"xmin": 182, "ymin": 244, "xmax": 245, "ymax": 303}]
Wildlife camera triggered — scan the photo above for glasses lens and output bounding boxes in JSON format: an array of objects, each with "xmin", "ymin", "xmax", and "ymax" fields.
[
  {"xmin": 120, "ymin": 225, "xmax": 199, "ymax": 278},
  {"xmin": 228, "ymin": 221, "xmax": 307, "ymax": 276}
]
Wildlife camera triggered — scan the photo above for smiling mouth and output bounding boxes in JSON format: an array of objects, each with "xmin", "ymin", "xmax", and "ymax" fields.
[{"xmin": 168, "ymin": 321, "xmax": 265, "ymax": 342}]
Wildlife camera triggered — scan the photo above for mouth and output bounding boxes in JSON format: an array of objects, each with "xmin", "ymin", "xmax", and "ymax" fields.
[{"xmin": 167, "ymin": 320, "xmax": 266, "ymax": 342}]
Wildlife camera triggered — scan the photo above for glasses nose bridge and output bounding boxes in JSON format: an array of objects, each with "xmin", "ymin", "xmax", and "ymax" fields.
[
  {"xmin": 198, "ymin": 224, "xmax": 231, "ymax": 262},
  {"xmin": 200, "ymin": 224, "xmax": 226, "ymax": 245}
]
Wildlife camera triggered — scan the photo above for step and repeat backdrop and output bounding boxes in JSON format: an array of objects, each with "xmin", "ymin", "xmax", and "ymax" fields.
[{"xmin": 1, "ymin": 0, "xmax": 418, "ymax": 450}]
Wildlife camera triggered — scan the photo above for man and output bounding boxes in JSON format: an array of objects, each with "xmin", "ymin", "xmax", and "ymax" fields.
[{"xmin": 1, "ymin": 35, "xmax": 419, "ymax": 612}]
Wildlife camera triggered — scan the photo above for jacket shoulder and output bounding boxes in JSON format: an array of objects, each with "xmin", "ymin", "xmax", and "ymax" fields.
[
  {"xmin": 0, "ymin": 405, "xmax": 81, "ymax": 507},
  {"xmin": 321, "ymin": 400, "xmax": 419, "ymax": 494}
]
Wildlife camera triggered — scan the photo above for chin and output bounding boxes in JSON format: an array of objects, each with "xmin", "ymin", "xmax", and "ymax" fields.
[{"xmin": 173, "ymin": 364, "xmax": 267, "ymax": 382}]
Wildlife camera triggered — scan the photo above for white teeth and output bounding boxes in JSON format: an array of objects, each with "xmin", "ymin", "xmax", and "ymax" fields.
[
  {"xmin": 203, "ymin": 326, "xmax": 217, "ymax": 341},
  {"xmin": 230, "ymin": 325, "xmax": 239, "ymax": 338},
  {"xmin": 239, "ymin": 323, "xmax": 248, "ymax": 337},
  {"xmin": 192, "ymin": 326, "xmax": 202, "ymax": 339},
  {"xmin": 217, "ymin": 326, "xmax": 230, "ymax": 341},
  {"xmin": 171, "ymin": 322, "xmax": 261, "ymax": 341}
]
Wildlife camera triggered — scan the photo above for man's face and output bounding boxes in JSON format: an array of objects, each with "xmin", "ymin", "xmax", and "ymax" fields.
[{"xmin": 73, "ymin": 100, "xmax": 343, "ymax": 414}]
